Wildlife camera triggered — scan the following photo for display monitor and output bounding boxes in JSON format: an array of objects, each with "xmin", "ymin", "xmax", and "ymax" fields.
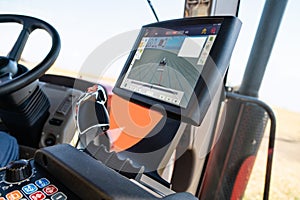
[{"xmin": 113, "ymin": 16, "xmax": 241, "ymax": 125}]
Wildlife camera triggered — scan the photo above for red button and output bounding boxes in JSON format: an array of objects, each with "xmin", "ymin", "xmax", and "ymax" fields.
[
  {"xmin": 29, "ymin": 191, "xmax": 46, "ymax": 200},
  {"xmin": 42, "ymin": 185, "xmax": 58, "ymax": 195}
]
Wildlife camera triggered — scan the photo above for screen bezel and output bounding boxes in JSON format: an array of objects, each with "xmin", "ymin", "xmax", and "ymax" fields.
[{"xmin": 113, "ymin": 16, "xmax": 241, "ymax": 125}]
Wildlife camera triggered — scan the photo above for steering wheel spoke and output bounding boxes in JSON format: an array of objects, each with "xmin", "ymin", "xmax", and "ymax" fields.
[
  {"xmin": 0, "ymin": 14, "xmax": 60, "ymax": 96},
  {"xmin": 7, "ymin": 28, "xmax": 30, "ymax": 62}
]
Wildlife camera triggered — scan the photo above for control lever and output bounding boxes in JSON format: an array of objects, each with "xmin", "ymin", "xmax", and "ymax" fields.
[{"xmin": 75, "ymin": 85, "xmax": 110, "ymax": 148}]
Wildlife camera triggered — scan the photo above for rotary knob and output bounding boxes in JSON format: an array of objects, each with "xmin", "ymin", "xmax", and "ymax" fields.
[{"xmin": 4, "ymin": 160, "xmax": 32, "ymax": 183}]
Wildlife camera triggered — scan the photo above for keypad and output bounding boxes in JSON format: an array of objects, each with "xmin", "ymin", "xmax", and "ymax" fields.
[{"xmin": 1, "ymin": 178, "xmax": 67, "ymax": 200}]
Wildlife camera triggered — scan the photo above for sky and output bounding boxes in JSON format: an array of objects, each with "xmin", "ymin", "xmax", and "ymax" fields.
[{"xmin": 0, "ymin": 0, "xmax": 299, "ymax": 112}]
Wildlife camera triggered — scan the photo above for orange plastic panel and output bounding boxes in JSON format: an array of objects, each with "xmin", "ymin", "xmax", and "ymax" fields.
[{"xmin": 108, "ymin": 95, "xmax": 163, "ymax": 152}]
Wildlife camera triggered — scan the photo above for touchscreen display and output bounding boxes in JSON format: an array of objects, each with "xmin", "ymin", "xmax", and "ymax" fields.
[
  {"xmin": 119, "ymin": 23, "xmax": 221, "ymax": 108},
  {"xmin": 113, "ymin": 17, "xmax": 241, "ymax": 125}
]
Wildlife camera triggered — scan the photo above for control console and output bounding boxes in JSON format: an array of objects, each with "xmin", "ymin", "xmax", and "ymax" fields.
[
  {"xmin": 39, "ymin": 82, "xmax": 83, "ymax": 147},
  {"xmin": 0, "ymin": 159, "xmax": 78, "ymax": 200},
  {"xmin": 0, "ymin": 144, "xmax": 197, "ymax": 200}
]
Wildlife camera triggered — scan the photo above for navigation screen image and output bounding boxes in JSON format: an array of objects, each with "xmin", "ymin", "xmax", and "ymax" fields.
[{"xmin": 120, "ymin": 25, "xmax": 220, "ymax": 108}]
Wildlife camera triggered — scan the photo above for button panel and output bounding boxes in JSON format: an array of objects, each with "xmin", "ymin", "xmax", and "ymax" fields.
[
  {"xmin": 56, "ymin": 97, "xmax": 72, "ymax": 116},
  {"xmin": 1, "ymin": 177, "xmax": 67, "ymax": 200},
  {"xmin": 0, "ymin": 160, "xmax": 79, "ymax": 200}
]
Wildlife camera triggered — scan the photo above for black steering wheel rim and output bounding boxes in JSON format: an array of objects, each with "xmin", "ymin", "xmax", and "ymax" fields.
[{"xmin": 0, "ymin": 14, "xmax": 60, "ymax": 96}]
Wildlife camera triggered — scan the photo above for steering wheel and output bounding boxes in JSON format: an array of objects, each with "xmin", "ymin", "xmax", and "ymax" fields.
[{"xmin": 0, "ymin": 14, "xmax": 60, "ymax": 96}]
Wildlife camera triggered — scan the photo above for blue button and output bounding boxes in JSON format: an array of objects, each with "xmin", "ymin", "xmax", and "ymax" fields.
[
  {"xmin": 35, "ymin": 178, "xmax": 50, "ymax": 188},
  {"xmin": 22, "ymin": 183, "xmax": 38, "ymax": 195}
]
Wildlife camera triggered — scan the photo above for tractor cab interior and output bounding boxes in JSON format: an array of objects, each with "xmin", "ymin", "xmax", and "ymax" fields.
[
  {"xmin": 0, "ymin": 14, "xmax": 242, "ymax": 199},
  {"xmin": 0, "ymin": 0, "xmax": 286, "ymax": 198}
]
